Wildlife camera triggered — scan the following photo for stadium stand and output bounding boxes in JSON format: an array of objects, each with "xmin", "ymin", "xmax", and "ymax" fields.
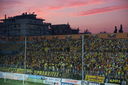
[{"xmin": 0, "ymin": 33, "xmax": 128, "ymax": 82}]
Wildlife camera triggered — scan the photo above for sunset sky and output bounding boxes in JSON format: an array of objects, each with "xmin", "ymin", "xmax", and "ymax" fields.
[{"xmin": 0, "ymin": 0, "xmax": 128, "ymax": 33}]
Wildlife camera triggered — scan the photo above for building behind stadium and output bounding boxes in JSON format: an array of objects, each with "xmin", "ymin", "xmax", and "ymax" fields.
[{"xmin": 0, "ymin": 13, "xmax": 79, "ymax": 36}]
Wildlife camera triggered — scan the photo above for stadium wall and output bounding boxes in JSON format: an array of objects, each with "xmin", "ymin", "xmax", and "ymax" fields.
[{"xmin": 0, "ymin": 33, "xmax": 128, "ymax": 41}]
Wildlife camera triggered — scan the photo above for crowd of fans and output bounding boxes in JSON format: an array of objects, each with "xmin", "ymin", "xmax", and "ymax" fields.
[
  {"xmin": 0, "ymin": 35, "xmax": 127, "ymax": 80},
  {"xmin": 85, "ymin": 36, "xmax": 128, "ymax": 52}
]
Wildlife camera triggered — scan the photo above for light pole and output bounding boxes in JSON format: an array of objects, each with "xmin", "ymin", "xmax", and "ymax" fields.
[
  {"xmin": 81, "ymin": 35, "xmax": 85, "ymax": 85},
  {"xmin": 23, "ymin": 36, "xmax": 27, "ymax": 85}
]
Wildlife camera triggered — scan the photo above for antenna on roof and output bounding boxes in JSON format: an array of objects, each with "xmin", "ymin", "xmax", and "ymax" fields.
[
  {"xmin": 25, "ymin": 12, "xmax": 27, "ymax": 15},
  {"xmin": 5, "ymin": 14, "xmax": 7, "ymax": 19},
  {"xmin": 67, "ymin": 22, "xmax": 69, "ymax": 25},
  {"xmin": 32, "ymin": 12, "xmax": 35, "ymax": 14}
]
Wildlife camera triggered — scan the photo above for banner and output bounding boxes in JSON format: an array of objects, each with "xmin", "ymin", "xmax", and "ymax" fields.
[
  {"xmin": 44, "ymin": 77, "xmax": 61, "ymax": 85},
  {"xmin": 106, "ymin": 78, "xmax": 121, "ymax": 84},
  {"xmin": 62, "ymin": 79, "xmax": 81, "ymax": 85},
  {"xmin": 88, "ymin": 82, "xmax": 100, "ymax": 85},
  {"xmin": 105, "ymin": 83, "xmax": 120, "ymax": 85},
  {"xmin": 85, "ymin": 75, "xmax": 105, "ymax": 83},
  {"xmin": 26, "ymin": 74, "xmax": 45, "ymax": 83},
  {"xmin": 13, "ymin": 73, "xmax": 28, "ymax": 80},
  {"xmin": 61, "ymin": 82, "xmax": 74, "ymax": 85},
  {"xmin": 0, "ymin": 72, "xmax": 4, "ymax": 78}
]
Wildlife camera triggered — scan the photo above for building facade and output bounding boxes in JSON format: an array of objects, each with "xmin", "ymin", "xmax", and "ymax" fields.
[
  {"xmin": 0, "ymin": 13, "xmax": 51, "ymax": 36},
  {"xmin": 50, "ymin": 24, "xmax": 79, "ymax": 35},
  {"xmin": 0, "ymin": 13, "xmax": 79, "ymax": 36}
]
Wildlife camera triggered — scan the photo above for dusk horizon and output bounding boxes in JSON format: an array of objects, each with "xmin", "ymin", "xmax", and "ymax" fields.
[{"xmin": 0, "ymin": 0, "xmax": 128, "ymax": 33}]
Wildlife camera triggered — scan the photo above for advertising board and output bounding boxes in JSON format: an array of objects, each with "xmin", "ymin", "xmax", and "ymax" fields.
[
  {"xmin": 44, "ymin": 77, "xmax": 61, "ymax": 85},
  {"xmin": 0, "ymin": 72, "xmax": 4, "ymax": 78},
  {"xmin": 88, "ymin": 82, "xmax": 100, "ymax": 85},
  {"xmin": 2, "ymin": 72, "xmax": 28, "ymax": 80},
  {"xmin": 61, "ymin": 82, "xmax": 74, "ymax": 85},
  {"xmin": 106, "ymin": 78, "xmax": 121, "ymax": 84},
  {"xmin": 26, "ymin": 74, "xmax": 45, "ymax": 83},
  {"xmin": 62, "ymin": 79, "xmax": 81, "ymax": 85},
  {"xmin": 105, "ymin": 83, "xmax": 120, "ymax": 85},
  {"xmin": 83, "ymin": 81, "xmax": 90, "ymax": 85},
  {"xmin": 13, "ymin": 73, "xmax": 28, "ymax": 80},
  {"xmin": 3, "ymin": 72, "xmax": 14, "ymax": 80},
  {"xmin": 85, "ymin": 75, "xmax": 105, "ymax": 83}
]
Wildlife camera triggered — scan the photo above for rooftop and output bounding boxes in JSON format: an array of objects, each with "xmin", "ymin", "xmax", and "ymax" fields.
[{"xmin": 0, "ymin": 12, "xmax": 45, "ymax": 21}]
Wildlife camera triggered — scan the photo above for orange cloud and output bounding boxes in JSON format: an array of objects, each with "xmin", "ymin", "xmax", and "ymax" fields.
[{"xmin": 76, "ymin": 5, "xmax": 128, "ymax": 16}]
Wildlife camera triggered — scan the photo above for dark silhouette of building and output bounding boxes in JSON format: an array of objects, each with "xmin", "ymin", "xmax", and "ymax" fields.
[
  {"xmin": 119, "ymin": 24, "xmax": 123, "ymax": 33},
  {"xmin": 83, "ymin": 29, "xmax": 91, "ymax": 34},
  {"xmin": 114, "ymin": 26, "xmax": 118, "ymax": 33},
  {"xmin": 0, "ymin": 13, "xmax": 51, "ymax": 36},
  {"xmin": 71, "ymin": 28, "xmax": 79, "ymax": 34},
  {"xmin": 100, "ymin": 31, "xmax": 107, "ymax": 34},
  {"xmin": 0, "ymin": 13, "xmax": 79, "ymax": 36},
  {"xmin": 0, "ymin": 23, "xmax": 6, "ymax": 36},
  {"xmin": 50, "ymin": 23, "xmax": 79, "ymax": 35}
]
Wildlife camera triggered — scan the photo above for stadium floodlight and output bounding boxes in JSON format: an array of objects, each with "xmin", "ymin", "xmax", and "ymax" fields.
[
  {"xmin": 81, "ymin": 35, "xmax": 85, "ymax": 85},
  {"xmin": 23, "ymin": 36, "xmax": 27, "ymax": 85}
]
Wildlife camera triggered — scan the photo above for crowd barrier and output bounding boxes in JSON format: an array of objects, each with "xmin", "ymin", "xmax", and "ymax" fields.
[
  {"xmin": 0, "ymin": 33, "xmax": 128, "ymax": 41},
  {"xmin": 0, "ymin": 71, "xmax": 126, "ymax": 85},
  {"xmin": 0, "ymin": 67, "xmax": 60, "ymax": 77}
]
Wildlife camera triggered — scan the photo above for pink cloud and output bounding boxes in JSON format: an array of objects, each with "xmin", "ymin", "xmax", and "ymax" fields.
[
  {"xmin": 47, "ymin": 0, "xmax": 107, "ymax": 10},
  {"xmin": 0, "ymin": 0, "xmax": 22, "ymax": 11},
  {"xmin": 47, "ymin": 0, "xmax": 122, "ymax": 10},
  {"xmin": 48, "ymin": 1, "xmax": 87, "ymax": 10},
  {"xmin": 47, "ymin": 6, "xmax": 64, "ymax": 10},
  {"xmin": 0, "ymin": 0, "xmax": 22, "ymax": 7},
  {"xmin": 76, "ymin": 5, "xmax": 128, "ymax": 16}
]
